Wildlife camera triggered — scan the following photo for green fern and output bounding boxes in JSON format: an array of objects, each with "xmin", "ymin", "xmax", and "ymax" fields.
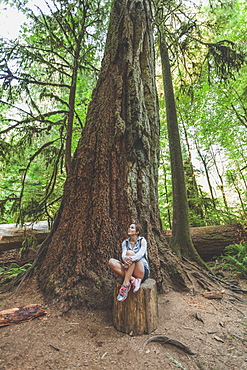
[
  {"xmin": 0, "ymin": 263, "xmax": 32, "ymax": 278},
  {"xmin": 223, "ymin": 242, "xmax": 247, "ymax": 278}
]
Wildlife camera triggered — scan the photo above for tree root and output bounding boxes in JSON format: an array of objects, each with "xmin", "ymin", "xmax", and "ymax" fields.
[
  {"xmin": 144, "ymin": 335, "xmax": 196, "ymax": 355},
  {"xmin": 182, "ymin": 257, "xmax": 247, "ymax": 294}
]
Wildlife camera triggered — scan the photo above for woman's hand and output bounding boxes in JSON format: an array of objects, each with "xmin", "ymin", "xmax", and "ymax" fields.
[{"xmin": 123, "ymin": 256, "xmax": 132, "ymax": 269}]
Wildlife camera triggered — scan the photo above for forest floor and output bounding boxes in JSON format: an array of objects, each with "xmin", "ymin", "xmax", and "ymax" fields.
[{"xmin": 0, "ymin": 249, "xmax": 247, "ymax": 370}]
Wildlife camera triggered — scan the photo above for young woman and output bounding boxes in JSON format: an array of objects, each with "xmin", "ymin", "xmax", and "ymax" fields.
[{"xmin": 108, "ymin": 223, "xmax": 149, "ymax": 302}]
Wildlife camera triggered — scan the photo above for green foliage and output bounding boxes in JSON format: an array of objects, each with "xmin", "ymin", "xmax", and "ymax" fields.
[
  {"xmin": 0, "ymin": 0, "xmax": 111, "ymax": 224},
  {"xmin": 222, "ymin": 242, "xmax": 247, "ymax": 277},
  {"xmin": 207, "ymin": 40, "xmax": 246, "ymax": 82},
  {"xmin": 0, "ymin": 262, "xmax": 32, "ymax": 278},
  {"xmin": 168, "ymin": 357, "xmax": 186, "ymax": 369},
  {"xmin": 162, "ymin": 0, "xmax": 247, "ymax": 229}
]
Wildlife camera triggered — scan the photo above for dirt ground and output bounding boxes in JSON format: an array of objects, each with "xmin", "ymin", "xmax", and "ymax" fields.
[{"xmin": 0, "ymin": 250, "xmax": 247, "ymax": 370}]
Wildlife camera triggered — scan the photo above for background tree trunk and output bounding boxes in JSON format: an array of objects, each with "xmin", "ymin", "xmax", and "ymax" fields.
[
  {"xmin": 35, "ymin": 0, "xmax": 184, "ymax": 311},
  {"xmin": 158, "ymin": 23, "xmax": 205, "ymax": 266},
  {"xmin": 195, "ymin": 141, "xmax": 216, "ymax": 208},
  {"xmin": 163, "ymin": 223, "xmax": 247, "ymax": 260}
]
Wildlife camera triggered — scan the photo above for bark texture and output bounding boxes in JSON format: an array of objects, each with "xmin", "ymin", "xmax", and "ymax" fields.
[
  {"xmin": 36, "ymin": 0, "xmax": 174, "ymax": 310},
  {"xmin": 113, "ymin": 278, "xmax": 158, "ymax": 335},
  {"xmin": 0, "ymin": 305, "xmax": 46, "ymax": 326},
  {"xmin": 158, "ymin": 24, "xmax": 204, "ymax": 266}
]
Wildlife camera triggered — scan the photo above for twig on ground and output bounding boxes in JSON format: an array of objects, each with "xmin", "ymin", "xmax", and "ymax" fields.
[
  {"xmin": 48, "ymin": 344, "xmax": 60, "ymax": 351},
  {"xmin": 231, "ymin": 333, "xmax": 247, "ymax": 342}
]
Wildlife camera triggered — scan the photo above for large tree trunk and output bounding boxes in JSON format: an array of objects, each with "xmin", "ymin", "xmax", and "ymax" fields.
[{"xmin": 36, "ymin": 0, "xmax": 186, "ymax": 311}]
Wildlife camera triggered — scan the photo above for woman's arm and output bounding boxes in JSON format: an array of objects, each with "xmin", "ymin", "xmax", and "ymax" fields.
[{"xmin": 131, "ymin": 238, "xmax": 147, "ymax": 262}]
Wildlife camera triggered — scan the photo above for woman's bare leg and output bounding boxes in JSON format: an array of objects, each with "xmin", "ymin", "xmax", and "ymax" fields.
[
  {"xmin": 108, "ymin": 257, "xmax": 136, "ymax": 284},
  {"xmin": 108, "ymin": 251, "xmax": 144, "ymax": 286},
  {"xmin": 124, "ymin": 250, "xmax": 144, "ymax": 280},
  {"xmin": 108, "ymin": 258, "xmax": 125, "ymax": 279},
  {"xmin": 122, "ymin": 262, "xmax": 135, "ymax": 286},
  {"xmin": 132, "ymin": 260, "xmax": 144, "ymax": 280}
]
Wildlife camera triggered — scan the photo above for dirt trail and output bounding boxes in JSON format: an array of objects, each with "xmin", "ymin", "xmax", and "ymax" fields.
[{"xmin": 0, "ymin": 250, "xmax": 247, "ymax": 370}]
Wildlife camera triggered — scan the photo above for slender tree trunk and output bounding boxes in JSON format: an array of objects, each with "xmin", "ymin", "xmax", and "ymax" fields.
[
  {"xmin": 239, "ymin": 165, "xmax": 247, "ymax": 192},
  {"xmin": 161, "ymin": 160, "xmax": 172, "ymax": 229},
  {"xmin": 163, "ymin": 223, "xmax": 247, "ymax": 260},
  {"xmin": 65, "ymin": 30, "xmax": 85, "ymax": 175},
  {"xmin": 230, "ymin": 101, "xmax": 247, "ymax": 129},
  {"xmin": 181, "ymin": 120, "xmax": 204, "ymax": 220},
  {"xmin": 195, "ymin": 140, "xmax": 216, "ymax": 208},
  {"xmin": 210, "ymin": 147, "xmax": 229, "ymax": 211},
  {"xmin": 229, "ymin": 171, "xmax": 246, "ymax": 213},
  {"xmin": 36, "ymin": 0, "xmax": 188, "ymax": 311},
  {"xmin": 158, "ymin": 25, "xmax": 205, "ymax": 266}
]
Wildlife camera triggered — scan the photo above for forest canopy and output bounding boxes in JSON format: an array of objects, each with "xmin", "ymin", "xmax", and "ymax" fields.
[{"xmin": 0, "ymin": 0, "xmax": 247, "ymax": 230}]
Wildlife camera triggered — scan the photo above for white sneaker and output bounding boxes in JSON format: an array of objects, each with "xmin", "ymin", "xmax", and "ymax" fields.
[
  {"xmin": 117, "ymin": 284, "xmax": 131, "ymax": 302},
  {"xmin": 133, "ymin": 278, "xmax": 142, "ymax": 293}
]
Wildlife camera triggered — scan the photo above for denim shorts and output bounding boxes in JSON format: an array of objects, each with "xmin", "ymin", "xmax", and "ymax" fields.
[{"xmin": 142, "ymin": 265, "xmax": 149, "ymax": 283}]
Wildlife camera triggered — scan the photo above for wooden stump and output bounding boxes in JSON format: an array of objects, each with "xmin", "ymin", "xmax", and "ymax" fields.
[{"xmin": 113, "ymin": 278, "xmax": 158, "ymax": 335}]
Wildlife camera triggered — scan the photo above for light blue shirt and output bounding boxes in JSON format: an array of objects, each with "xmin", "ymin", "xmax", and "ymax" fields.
[{"xmin": 121, "ymin": 236, "xmax": 149, "ymax": 271}]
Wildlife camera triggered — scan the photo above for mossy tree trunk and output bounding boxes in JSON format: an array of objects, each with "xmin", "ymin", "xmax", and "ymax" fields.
[
  {"xmin": 36, "ymin": 0, "xmax": 188, "ymax": 311},
  {"xmin": 158, "ymin": 24, "xmax": 206, "ymax": 267}
]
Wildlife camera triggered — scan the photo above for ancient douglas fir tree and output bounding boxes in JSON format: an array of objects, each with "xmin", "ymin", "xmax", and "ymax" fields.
[{"xmin": 36, "ymin": 0, "xmax": 187, "ymax": 310}]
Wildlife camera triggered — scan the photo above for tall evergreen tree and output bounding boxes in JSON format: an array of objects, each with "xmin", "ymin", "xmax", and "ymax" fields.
[
  {"xmin": 34, "ymin": 0, "xmax": 188, "ymax": 311},
  {"xmin": 157, "ymin": 23, "xmax": 206, "ymax": 264}
]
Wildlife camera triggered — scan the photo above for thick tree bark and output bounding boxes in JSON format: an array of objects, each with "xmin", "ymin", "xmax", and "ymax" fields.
[
  {"xmin": 35, "ymin": 0, "xmax": 186, "ymax": 311},
  {"xmin": 0, "ymin": 305, "xmax": 46, "ymax": 326}
]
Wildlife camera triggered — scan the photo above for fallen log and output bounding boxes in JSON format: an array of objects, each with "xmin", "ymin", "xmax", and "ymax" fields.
[
  {"xmin": 0, "ymin": 221, "xmax": 50, "ymax": 253},
  {"xmin": 163, "ymin": 224, "xmax": 247, "ymax": 260},
  {"xmin": 0, "ymin": 304, "xmax": 46, "ymax": 326}
]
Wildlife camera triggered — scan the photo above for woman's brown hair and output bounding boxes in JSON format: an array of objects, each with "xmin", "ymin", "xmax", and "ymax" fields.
[{"xmin": 134, "ymin": 223, "xmax": 142, "ymax": 235}]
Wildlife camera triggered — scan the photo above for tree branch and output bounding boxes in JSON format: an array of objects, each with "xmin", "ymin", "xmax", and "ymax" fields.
[{"xmin": 0, "ymin": 73, "xmax": 70, "ymax": 89}]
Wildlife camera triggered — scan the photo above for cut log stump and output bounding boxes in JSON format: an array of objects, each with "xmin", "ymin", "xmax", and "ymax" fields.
[{"xmin": 113, "ymin": 278, "xmax": 158, "ymax": 335}]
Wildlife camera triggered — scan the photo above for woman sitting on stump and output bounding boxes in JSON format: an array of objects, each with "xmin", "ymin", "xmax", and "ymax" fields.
[{"xmin": 108, "ymin": 223, "xmax": 149, "ymax": 302}]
